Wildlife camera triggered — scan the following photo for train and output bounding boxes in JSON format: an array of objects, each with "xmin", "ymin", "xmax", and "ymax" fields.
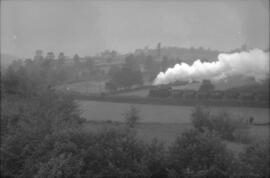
[{"xmin": 148, "ymin": 85, "xmax": 269, "ymax": 102}]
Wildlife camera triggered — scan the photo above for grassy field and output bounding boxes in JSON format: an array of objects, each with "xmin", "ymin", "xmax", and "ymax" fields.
[
  {"xmin": 78, "ymin": 100, "xmax": 270, "ymax": 124},
  {"xmin": 79, "ymin": 100, "xmax": 269, "ymax": 155},
  {"xmin": 117, "ymin": 89, "xmax": 149, "ymax": 97}
]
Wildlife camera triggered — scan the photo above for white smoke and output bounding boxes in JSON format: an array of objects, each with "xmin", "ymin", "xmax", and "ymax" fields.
[{"xmin": 153, "ymin": 49, "xmax": 269, "ymax": 85}]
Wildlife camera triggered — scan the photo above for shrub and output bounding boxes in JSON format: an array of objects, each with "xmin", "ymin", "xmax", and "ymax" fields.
[
  {"xmin": 33, "ymin": 128, "xmax": 150, "ymax": 178},
  {"xmin": 238, "ymin": 141, "xmax": 270, "ymax": 177},
  {"xmin": 191, "ymin": 106, "xmax": 248, "ymax": 142},
  {"xmin": 199, "ymin": 79, "xmax": 215, "ymax": 92},
  {"xmin": 124, "ymin": 105, "xmax": 140, "ymax": 128},
  {"xmin": 143, "ymin": 139, "xmax": 168, "ymax": 178},
  {"xmin": 210, "ymin": 112, "xmax": 247, "ymax": 141},
  {"xmin": 168, "ymin": 129, "xmax": 235, "ymax": 177},
  {"xmin": 191, "ymin": 106, "xmax": 211, "ymax": 132},
  {"xmin": 0, "ymin": 91, "xmax": 84, "ymax": 178}
]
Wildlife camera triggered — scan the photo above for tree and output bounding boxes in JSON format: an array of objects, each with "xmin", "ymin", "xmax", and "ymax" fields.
[
  {"xmin": 45, "ymin": 52, "xmax": 55, "ymax": 60},
  {"xmin": 57, "ymin": 52, "xmax": 65, "ymax": 66},
  {"xmin": 199, "ymin": 79, "xmax": 215, "ymax": 92},
  {"xmin": 191, "ymin": 106, "xmax": 248, "ymax": 142},
  {"xmin": 34, "ymin": 50, "xmax": 43, "ymax": 61},
  {"xmin": 108, "ymin": 67, "xmax": 143, "ymax": 90},
  {"xmin": 124, "ymin": 106, "xmax": 140, "ymax": 128},
  {"xmin": 108, "ymin": 66, "xmax": 120, "ymax": 77},
  {"xmin": 43, "ymin": 52, "xmax": 55, "ymax": 71},
  {"xmin": 84, "ymin": 56, "xmax": 94, "ymax": 72},
  {"xmin": 73, "ymin": 54, "xmax": 80, "ymax": 66},
  {"xmin": 143, "ymin": 55, "xmax": 161, "ymax": 82},
  {"xmin": 124, "ymin": 54, "xmax": 140, "ymax": 71},
  {"xmin": 169, "ymin": 129, "xmax": 235, "ymax": 177},
  {"xmin": 1, "ymin": 90, "xmax": 84, "ymax": 177},
  {"xmin": 144, "ymin": 55, "xmax": 154, "ymax": 72},
  {"xmin": 105, "ymin": 81, "xmax": 117, "ymax": 93},
  {"xmin": 238, "ymin": 142, "xmax": 270, "ymax": 177},
  {"xmin": 191, "ymin": 106, "xmax": 211, "ymax": 132}
]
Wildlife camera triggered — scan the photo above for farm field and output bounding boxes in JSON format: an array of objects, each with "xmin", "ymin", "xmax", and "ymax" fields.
[
  {"xmin": 78, "ymin": 100, "xmax": 270, "ymax": 124},
  {"xmin": 117, "ymin": 89, "xmax": 149, "ymax": 97},
  {"xmin": 79, "ymin": 99, "xmax": 269, "ymax": 155}
]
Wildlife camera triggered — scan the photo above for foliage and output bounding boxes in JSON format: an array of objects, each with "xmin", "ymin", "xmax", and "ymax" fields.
[
  {"xmin": 168, "ymin": 129, "xmax": 235, "ymax": 177},
  {"xmin": 0, "ymin": 91, "xmax": 84, "ymax": 177},
  {"xmin": 143, "ymin": 55, "xmax": 161, "ymax": 81},
  {"xmin": 191, "ymin": 106, "xmax": 211, "ymax": 132},
  {"xmin": 143, "ymin": 139, "xmax": 168, "ymax": 178},
  {"xmin": 191, "ymin": 106, "xmax": 248, "ymax": 142},
  {"xmin": 2, "ymin": 127, "xmax": 153, "ymax": 178},
  {"xmin": 3, "ymin": 51, "xmax": 100, "ymax": 88},
  {"xmin": 124, "ymin": 105, "xmax": 141, "ymax": 128},
  {"xmin": 199, "ymin": 79, "xmax": 215, "ymax": 92},
  {"xmin": 107, "ymin": 67, "xmax": 143, "ymax": 91},
  {"xmin": 1, "ymin": 64, "xmax": 84, "ymax": 177},
  {"xmin": 237, "ymin": 141, "xmax": 270, "ymax": 177},
  {"xmin": 105, "ymin": 81, "xmax": 117, "ymax": 93},
  {"xmin": 124, "ymin": 54, "xmax": 140, "ymax": 71}
]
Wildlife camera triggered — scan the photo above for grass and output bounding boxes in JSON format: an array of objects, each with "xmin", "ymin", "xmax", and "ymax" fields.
[
  {"xmin": 78, "ymin": 100, "xmax": 269, "ymax": 155},
  {"xmin": 117, "ymin": 89, "xmax": 149, "ymax": 97},
  {"xmin": 78, "ymin": 100, "xmax": 270, "ymax": 124}
]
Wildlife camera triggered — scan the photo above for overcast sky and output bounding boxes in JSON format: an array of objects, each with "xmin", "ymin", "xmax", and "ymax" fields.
[{"xmin": 1, "ymin": 0, "xmax": 269, "ymax": 58}]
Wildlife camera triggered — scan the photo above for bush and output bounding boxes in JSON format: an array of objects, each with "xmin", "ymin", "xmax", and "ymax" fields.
[
  {"xmin": 199, "ymin": 79, "xmax": 215, "ymax": 92},
  {"xmin": 124, "ymin": 105, "xmax": 140, "ymax": 128},
  {"xmin": 238, "ymin": 141, "xmax": 270, "ymax": 177},
  {"xmin": 0, "ymin": 91, "xmax": 84, "ymax": 178},
  {"xmin": 191, "ymin": 106, "xmax": 248, "ymax": 142},
  {"xmin": 168, "ymin": 129, "xmax": 235, "ymax": 177},
  {"xmin": 29, "ymin": 128, "xmax": 150, "ymax": 178},
  {"xmin": 191, "ymin": 106, "xmax": 211, "ymax": 132},
  {"xmin": 142, "ymin": 139, "xmax": 168, "ymax": 178}
]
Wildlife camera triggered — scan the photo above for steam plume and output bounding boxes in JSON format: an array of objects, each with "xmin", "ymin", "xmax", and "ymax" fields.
[{"xmin": 153, "ymin": 49, "xmax": 269, "ymax": 85}]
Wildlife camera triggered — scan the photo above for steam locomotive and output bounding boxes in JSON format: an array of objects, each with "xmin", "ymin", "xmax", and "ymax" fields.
[{"xmin": 148, "ymin": 85, "xmax": 269, "ymax": 102}]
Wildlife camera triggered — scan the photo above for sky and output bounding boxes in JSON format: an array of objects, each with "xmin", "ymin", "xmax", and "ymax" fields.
[{"xmin": 1, "ymin": 0, "xmax": 269, "ymax": 58}]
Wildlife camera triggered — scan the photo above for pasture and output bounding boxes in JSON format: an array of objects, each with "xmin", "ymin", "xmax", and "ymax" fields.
[
  {"xmin": 78, "ymin": 100, "xmax": 269, "ymax": 124},
  {"xmin": 79, "ymin": 100, "xmax": 269, "ymax": 154},
  {"xmin": 117, "ymin": 89, "xmax": 149, "ymax": 97}
]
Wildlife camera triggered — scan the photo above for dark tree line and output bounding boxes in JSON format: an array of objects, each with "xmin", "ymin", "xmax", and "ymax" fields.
[
  {"xmin": 105, "ymin": 54, "xmax": 143, "ymax": 92},
  {"xmin": 8, "ymin": 50, "xmax": 103, "ymax": 87}
]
